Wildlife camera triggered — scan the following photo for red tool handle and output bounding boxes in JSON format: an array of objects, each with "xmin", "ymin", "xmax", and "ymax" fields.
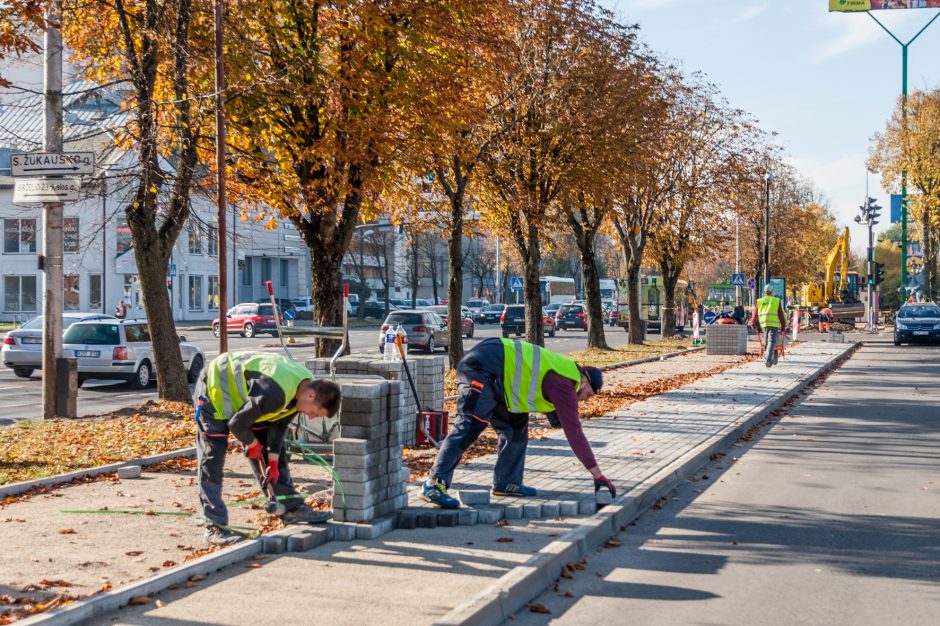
[
  {"xmin": 343, "ymin": 283, "xmax": 349, "ymax": 297},
  {"xmin": 266, "ymin": 280, "xmax": 274, "ymax": 296}
]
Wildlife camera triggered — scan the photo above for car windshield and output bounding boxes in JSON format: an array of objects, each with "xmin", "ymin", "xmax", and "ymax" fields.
[
  {"xmin": 560, "ymin": 305, "xmax": 582, "ymax": 313},
  {"xmin": 428, "ymin": 306, "xmax": 447, "ymax": 315},
  {"xmin": 64, "ymin": 323, "xmax": 121, "ymax": 345},
  {"xmin": 899, "ymin": 306, "xmax": 940, "ymax": 319},
  {"xmin": 386, "ymin": 312, "xmax": 423, "ymax": 325},
  {"xmin": 486, "ymin": 305, "xmax": 503, "ymax": 311},
  {"xmin": 20, "ymin": 316, "xmax": 43, "ymax": 329},
  {"xmin": 505, "ymin": 306, "xmax": 524, "ymax": 315}
]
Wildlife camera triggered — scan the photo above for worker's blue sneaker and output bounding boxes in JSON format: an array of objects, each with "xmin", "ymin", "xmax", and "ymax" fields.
[
  {"xmin": 492, "ymin": 484, "xmax": 538, "ymax": 497},
  {"xmin": 420, "ymin": 480, "xmax": 460, "ymax": 509}
]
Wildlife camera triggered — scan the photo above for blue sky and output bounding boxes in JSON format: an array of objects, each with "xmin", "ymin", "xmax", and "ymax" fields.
[{"xmin": 603, "ymin": 0, "xmax": 940, "ymax": 244}]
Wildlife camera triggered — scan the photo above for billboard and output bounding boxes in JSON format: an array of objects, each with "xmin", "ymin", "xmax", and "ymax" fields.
[{"xmin": 830, "ymin": 1, "xmax": 940, "ymax": 11}]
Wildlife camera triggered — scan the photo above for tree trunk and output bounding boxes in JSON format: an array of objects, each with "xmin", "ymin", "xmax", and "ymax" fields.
[
  {"xmin": 309, "ymin": 248, "xmax": 344, "ymax": 356},
  {"xmin": 131, "ymin": 227, "xmax": 190, "ymax": 401},
  {"xmin": 659, "ymin": 258, "xmax": 681, "ymax": 338},
  {"xmin": 522, "ymin": 222, "xmax": 544, "ymax": 346},
  {"xmin": 569, "ymin": 209, "xmax": 608, "ymax": 350},
  {"xmin": 410, "ymin": 238, "xmax": 419, "ymax": 307},
  {"xmin": 428, "ymin": 240, "xmax": 439, "ymax": 304},
  {"xmin": 615, "ymin": 220, "xmax": 646, "ymax": 344},
  {"xmin": 922, "ymin": 214, "xmax": 935, "ymax": 301},
  {"xmin": 446, "ymin": 205, "xmax": 465, "ymax": 369}
]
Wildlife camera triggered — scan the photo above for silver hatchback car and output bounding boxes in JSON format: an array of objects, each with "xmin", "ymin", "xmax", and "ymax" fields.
[
  {"xmin": 63, "ymin": 320, "xmax": 205, "ymax": 389},
  {"xmin": 378, "ymin": 309, "xmax": 449, "ymax": 354},
  {"xmin": 1, "ymin": 313, "xmax": 116, "ymax": 378}
]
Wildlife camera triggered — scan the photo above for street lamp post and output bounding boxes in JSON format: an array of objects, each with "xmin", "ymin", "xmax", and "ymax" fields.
[{"xmin": 763, "ymin": 172, "xmax": 774, "ymax": 288}]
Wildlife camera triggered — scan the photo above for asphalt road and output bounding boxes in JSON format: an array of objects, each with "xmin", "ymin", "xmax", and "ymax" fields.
[
  {"xmin": 0, "ymin": 321, "xmax": 627, "ymax": 425},
  {"xmin": 512, "ymin": 339, "xmax": 940, "ymax": 626}
]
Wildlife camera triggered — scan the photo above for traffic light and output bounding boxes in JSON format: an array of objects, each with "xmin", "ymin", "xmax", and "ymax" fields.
[
  {"xmin": 866, "ymin": 197, "xmax": 882, "ymax": 225},
  {"xmin": 873, "ymin": 261, "xmax": 885, "ymax": 285},
  {"xmin": 167, "ymin": 277, "xmax": 173, "ymax": 289}
]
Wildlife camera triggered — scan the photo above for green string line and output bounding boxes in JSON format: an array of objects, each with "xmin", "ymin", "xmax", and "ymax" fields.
[
  {"xmin": 59, "ymin": 509, "xmax": 258, "ymax": 535},
  {"xmin": 286, "ymin": 441, "xmax": 346, "ymax": 510}
]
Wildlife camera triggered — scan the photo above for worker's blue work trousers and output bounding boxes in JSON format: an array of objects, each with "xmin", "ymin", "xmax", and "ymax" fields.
[
  {"xmin": 429, "ymin": 340, "xmax": 529, "ymax": 489},
  {"xmin": 763, "ymin": 327, "xmax": 780, "ymax": 367}
]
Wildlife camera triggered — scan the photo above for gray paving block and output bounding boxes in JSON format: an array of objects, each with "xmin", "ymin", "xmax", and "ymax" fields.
[
  {"xmin": 333, "ymin": 437, "xmax": 384, "ymax": 455},
  {"xmin": 355, "ymin": 515, "xmax": 397, "ymax": 540},
  {"xmin": 523, "ymin": 503, "xmax": 542, "ymax": 519},
  {"xmin": 579, "ymin": 498, "xmax": 598, "ymax": 516},
  {"xmin": 339, "ymin": 425, "xmax": 385, "ymax": 440},
  {"xmin": 541, "ymin": 502, "xmax": 560, "ymax": 518},
  {"xmin": 437, "ymin": 510, "xmax": 459, "ymax": 527},
  {"xmin": 503, "ymin": 504, "xmax": 523, "ymax": 520},
  {"xmin": 595, "ymin": 491, "xmax": 613, "ymax": 507},
  {"xmin": 334, "ymin": 464, "xmax": 384, "ymax": 482},
  {"xmin": 478, "ymin": 506, "xmax": 504, "ymax": 524},
  {"xmin": 418, "ymin": 511, "xmax": 438, "ymax": 528},
  {"xmin": 117, "ymin": 465, "xmax": 142, "ymax": 480},
  {"xmin": 262, "ymin": 534, "xmax": 287, "ymax": 554},
  {"xmin": 456, "ymin": 490, "xmax": 490, "ymax": 506},
  {"xmin": 336, "ymin": 505, "xmax": 375, "ymax": 523},
  {"xmin": 558, "ymin": 500, "xmax": 579, "ymax": 517},
  {"xmin": 457, "ymin": 508, "xmax": 479, "ymax": 526},
  {"xmin": 327, "ymin": 520, "xmax": 358, "ymax": 541},
  {"xmin": 333, "ymin": 448, "xmax": 390, "ymax": 470},
  {"xmin": 396, "ymin": 511, "xmax": 419, "ymax": 530},
  {"xmin": 287, "ymin": 527, "xmax": 329, "ymax": 552}
]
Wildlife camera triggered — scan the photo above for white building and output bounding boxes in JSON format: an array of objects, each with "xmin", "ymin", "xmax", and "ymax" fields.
[{"xmin": 0, "ymin": 81, "xmax": 310, "ymax": 323}]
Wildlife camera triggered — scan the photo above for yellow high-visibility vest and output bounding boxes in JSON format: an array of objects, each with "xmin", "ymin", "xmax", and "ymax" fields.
[
  {"xmin": 206, "ymin": 352, "xmax": 313, "ymax": 422},
  {"xmin": 756, "ymin": 296, "xmax": 782, "ymax": 329},
  {"xmin": 500, "ymin": 339, "xmax": 581, "ymax": 413}
]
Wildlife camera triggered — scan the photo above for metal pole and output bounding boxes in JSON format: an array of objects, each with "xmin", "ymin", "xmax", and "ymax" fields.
[
  {"xmin": 495, "ymin": 236, "xmax": 501, "ymax": 304},
  {"xmin": 868, "ymin": 219, "xmax": 875, "ymax": 330},
  {"xmin": 214, "ymin": 0, "xmax": 229, "ymax": 355},
  {"xmin": 763, "ymin": 174, "xmax": 771, "ymax": 288},
  {"xmin": 41, "ymin": 1, "xmax": 64, "ymax": 420},
  {"xmin": 735, "ymin": 215, "xmax": 741, "ymax": 306},
  {"xmin": 101, "ymin": 183, "xmax": 106, "ymax": 313}
]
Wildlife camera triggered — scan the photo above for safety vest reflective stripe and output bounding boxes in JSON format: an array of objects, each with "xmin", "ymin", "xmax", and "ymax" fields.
[
  {"xmin": 501, "ymin": 338, "xmax": 580, "ymax": 413},
  {"xmin": 507, "ymin": 340, "xmax": 542, "ymax": 413},
  {"xmin": 207, "ymin": 352, "xmax": 313, "ymax": 422},
  {"xmin": 757, "ymin": 296, "xmax": 782, "ymax": 328}
]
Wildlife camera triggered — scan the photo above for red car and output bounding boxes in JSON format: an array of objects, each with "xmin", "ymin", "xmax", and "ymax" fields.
[
  {"xmin": 212, "ymin": 303, "xmax": 281, "ymax": 338},
  {"xmin": 426, "ymin": 305, "xmax": 474, "ymax": 338}
]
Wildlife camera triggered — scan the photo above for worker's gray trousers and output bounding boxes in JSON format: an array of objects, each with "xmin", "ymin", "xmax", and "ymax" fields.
[
  {"xmin": 196, "ymin": 416, "xmax": 304, "ymax": 528},
  {"xmin": 763, "ymin": 328, "xmax": 780, "ymax": 366},
  {"xmin": 429, "ymin": 339, "xmax": 528, "ymax": 490}
]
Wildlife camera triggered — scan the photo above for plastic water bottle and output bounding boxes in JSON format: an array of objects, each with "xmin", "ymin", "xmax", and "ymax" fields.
[
  {"xmin": 383, "ymin": 327, "xmax": 397, "ymax": 361},
  {"xmin": 395, "ymin": 323, "xmax": 408, "ymax": 358}
]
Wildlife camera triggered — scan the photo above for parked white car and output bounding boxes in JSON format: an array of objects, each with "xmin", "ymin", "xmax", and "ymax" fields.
[
  {"xmin": 2, "ymin": 312, "xmax": 116, "ymax": 378},
  {"xmin": 63, "ymin": 320, "xmax": 205, "ymax": 389}
]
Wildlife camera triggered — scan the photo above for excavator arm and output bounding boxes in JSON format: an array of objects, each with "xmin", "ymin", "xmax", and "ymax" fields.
[{"xmin": 823, "ymin": 227, "xmax": 849, "ymax": 304}]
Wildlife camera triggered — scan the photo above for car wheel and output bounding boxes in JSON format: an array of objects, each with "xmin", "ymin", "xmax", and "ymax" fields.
[
  {"xmin": 502, "ymin": 330, "xmax": 509, "ymax": 338},
  {"xmin": 549, "ymin": 326, "xmax": 556, "ymax": 337},
  {"xmin": 894, "ymin": 339, "xmax": 901, "ymax": 346},
  {"xmin": 243, "ymin": 323, "xmax": 255, "ymax": 338},
  {"xmin": 187, "ymin": 354, "xmax": 204, "ymax": 384},
  {"xmin": 466, "ymin": 325, "xmax": 474, "ymax": 338},
  {"xmin": 129, "ymin": 360, "xmax": 152, "ymax": 390},
  {"xmin": 212, "ymin": 323, "xmax": 220, "ymax": 338},
  {"xmin": 12, "ymin": 368, "xmax": 33, "ymax": 379},
  {"xmin": 425, "ymin": 337, "xmax": 435, "ymax": 354}
]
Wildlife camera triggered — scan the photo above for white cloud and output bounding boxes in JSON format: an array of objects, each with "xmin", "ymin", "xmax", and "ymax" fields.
[{"xmin": 813, "ymin": 14, "xmax": 881, "ymax": 60}]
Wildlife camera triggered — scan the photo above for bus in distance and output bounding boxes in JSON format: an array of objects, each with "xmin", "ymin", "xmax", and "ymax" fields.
[{"xmin": 539, "ymin": 276, "xmax": 577, "ymax": 306}]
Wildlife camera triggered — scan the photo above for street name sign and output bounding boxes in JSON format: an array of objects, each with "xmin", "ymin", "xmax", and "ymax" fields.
[
  {"xmin": 10, "ymin": 152, "xmax": 95, "ymax": 177},
  {"xmin": 13, "ymin": 178, "xmax": 81, "ymax": 203},
  {"xmin": 731, "ymin": 273, "xmax": 746, "ymax": 287}
]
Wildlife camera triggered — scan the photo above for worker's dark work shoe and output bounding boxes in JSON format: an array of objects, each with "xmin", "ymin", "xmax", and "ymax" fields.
[
  {"xmin": 492, "ymin": 484, "xmax": 538, "ymax": 497},
  {"xmin": 204, "ymin": 525, "xmax": 245, "ymax": 546},
  {"xmin": 772, "ymin": 351, "xmax": 779, "ymax": 365},
  {"xmin": 280, "ymin": 504, "xmax": 331, "ymax": 524},
  {"xmin": 420, "ymin": 480, "xmax": 460, "ymax": 509}
]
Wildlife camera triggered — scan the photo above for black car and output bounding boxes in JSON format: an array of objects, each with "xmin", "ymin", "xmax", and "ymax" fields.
[
  {"xmin": 894, "ymin": 303, "xmax": 940, "ymax": 345},
  {"xmin": 555, "ymin": 303, "xmax": 587, "ymax": 330},
  {"xmin": 500, "ymin": 305, "xmax": 556, "ymax": 337},
  {"xmin": 482, "ymin": 304, "xmax": 505, "ymax": 325}
]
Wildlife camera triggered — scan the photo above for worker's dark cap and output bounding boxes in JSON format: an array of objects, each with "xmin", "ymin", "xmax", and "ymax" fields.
[{"xmin": 579, "ymin": 366, "xmax": 603, "ymax": 393}]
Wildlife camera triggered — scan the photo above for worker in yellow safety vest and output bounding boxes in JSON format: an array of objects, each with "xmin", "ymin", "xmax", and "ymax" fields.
[
  {"xmin": 750, "ymin": 285, "xmax": 787, "ymax": 368},
  {"xmin": 194, "ymin": 352, "xmax": 342, "ymax": 545},
  {"xmin": 419, "ymin": 338, "xmax": 615, "ymax": 509}
]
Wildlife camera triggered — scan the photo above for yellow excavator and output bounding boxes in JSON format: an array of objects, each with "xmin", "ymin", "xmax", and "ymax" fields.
[{"xmin": 799, "ymin": 227, "xmax": 863, "ymax": 319}]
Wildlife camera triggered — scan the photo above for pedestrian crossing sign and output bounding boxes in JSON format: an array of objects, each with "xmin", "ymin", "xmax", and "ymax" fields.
[
  {"xmin": 511, "ymin": 277, "xmax": 524, "ymax": 291},
  {"xmin": 731, "ymin": 273, "xmax": 746, "ymax": 287}
]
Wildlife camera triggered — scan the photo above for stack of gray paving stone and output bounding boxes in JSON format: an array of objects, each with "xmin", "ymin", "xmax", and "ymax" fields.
[
  {"xmin": 705, "ymin": 324, "xmax": 748, "ymax": 355},
  {"xmin": 331, "ymin": 379, "xmax": 409, "ymax": 524},
  {"xmin": 820, "ymin": 332, "xmax": 845, "ymax": 343},
  {"xmin": 306, "ymin": 355, "xmax": 445, "ymax": 445}
]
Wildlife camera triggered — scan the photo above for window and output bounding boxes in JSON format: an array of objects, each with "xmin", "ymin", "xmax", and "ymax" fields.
[
  {"xmin": 261, "ymin": 258, "xmax": 272, "ymax": 281},
  {"xmin": 64, "ymin": 274, "xmax": 80, "ymax": 311},
  {"xmin": 124, "ymin": 324, "xmax": 151, "ymax": 342},
  {"xmin": 280, "ymin": 259, "xmax": 288, "ymax": 287},
  {"xmin": 63, "ymin": 323, "xmax": 120, "ymax": 345},
  {"xmin": 188, "ymin": 275, "xmax": 203, "ymax": 311},
  {"xmin": 241, "ymin": 259, "xmax": 251, "ymax": 286},
  {"xmin": 208, "ymin": 276, "xmax": 219, "ymax": 311},
  {"xmin": 64, "ymin": 217, "xmax": 80, "ymax": 253},
  {"xmin": 89, "ymin": 274, "xmax": 102, "ymax": 311},
  {"xmin": 3, "ymin": 275, "xmax": 38, "ymax": 312},
  {"xmin": 3, "ymin": 218, "xmax": 37, "ymax": 254},
  {"xmin": 116, "ymin": 217, "xmax": 132, "ymax": 254},
  {"xmin": 208, "ymin": 225, "xmax": 218, "ymax": 256},
  {"xmin": 188, "ymin": 223, "xmax": 202, "ymax": 255}
]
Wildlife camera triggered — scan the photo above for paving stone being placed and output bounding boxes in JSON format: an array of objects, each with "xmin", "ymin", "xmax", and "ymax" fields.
[{"xmin": 456, "ymin": 490, "xmax": 490, "ymax": 506}]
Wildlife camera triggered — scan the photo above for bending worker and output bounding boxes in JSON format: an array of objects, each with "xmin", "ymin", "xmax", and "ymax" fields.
[
  {"xmin": 751, "ymin": 285, "xmax": 787, "ymax": 367},
  {"xmin": 818, "ymin": 306, "xmax": 833, "ymax": 334},
  {"xmin": 195, "ymin": 352, "xmax": 342, "ymax": 545},
  {"xmin": 421, "ymin": 337, "xmax": 615, "ymax": 509}
]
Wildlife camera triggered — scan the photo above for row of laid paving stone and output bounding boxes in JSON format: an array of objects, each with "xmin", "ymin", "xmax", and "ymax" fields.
[{"xmin": 399, "ymin": 343, "xmax": 849, "ymax": 527}]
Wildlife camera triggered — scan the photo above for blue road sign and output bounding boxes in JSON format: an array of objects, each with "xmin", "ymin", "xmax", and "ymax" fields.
[
  {"xmin": 282, "ymin": 309, "xmax": 295, "ymax": 321},
  {"xmin": 731, "ymin": 273, "xmax": 745, "ymax": 287},
  {"xmin": 168, "ymin": 263, "xmax": 176, "ymax": 277},
  {"xmin": 891, "ymin": 194, "xmax": 902, "ymax": 224},
  {"xmin": 746, "ymin": 277, "xmax": 756, "ymax": 290},
  {"xmin": 511, "ymin": 276, "xmax": 524, "ymax": 291}
]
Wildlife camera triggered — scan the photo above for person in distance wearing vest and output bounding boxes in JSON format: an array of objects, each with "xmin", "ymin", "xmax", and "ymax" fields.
[
  {"xmin": 194, "ymin": 352, "xmax": 342, "ymax": 545},
  {"xmin": 420, "ymin": 337, "xmax": 615, "ymax": 509},
  {"xmin": 751, "ymin": 285, "xmax": 787, "ymax": 368}
]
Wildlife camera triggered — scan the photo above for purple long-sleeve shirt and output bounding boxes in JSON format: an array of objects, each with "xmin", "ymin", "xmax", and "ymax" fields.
[{"xmin": 542, "ymin": 371, "xmax": 597, "ymax": 470}]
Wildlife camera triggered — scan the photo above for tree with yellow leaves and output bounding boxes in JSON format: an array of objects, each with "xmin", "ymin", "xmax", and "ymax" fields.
[
  {"xmin": 870, "ymin": 88, "xmax": 940, "ymax": 300},
  {"xmin": 0, "ymin": 1, "xmax": 47, "ymax": 88},
  {"xmin": 63, "ymin": 0, "xmax": 214, "ymax": 401}
]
